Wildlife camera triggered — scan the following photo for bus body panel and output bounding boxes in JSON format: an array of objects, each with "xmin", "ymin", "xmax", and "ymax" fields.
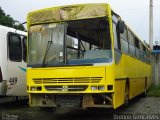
[
  {"xmin": 6, "ymin": 61, "xmax": 27, "ymax": 96},
  {"xmin": 113, "ymin": 79, "xmax": 126, "ymax": 109},
  {"xmin": 113, "ymin": 54, "xmax": 151, "ymax": 108},
  {"xmin": 0, "ymin": 25, "xmax": 27, "ymax": 96},
  {"xmin": 27, "ymin": 66, "xmax": 108, "ymax": 93}
]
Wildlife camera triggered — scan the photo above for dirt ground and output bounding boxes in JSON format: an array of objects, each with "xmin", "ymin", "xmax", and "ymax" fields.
[{"xmin": 0, "ymin": 97, "xmax": 160, "ymax": 120}]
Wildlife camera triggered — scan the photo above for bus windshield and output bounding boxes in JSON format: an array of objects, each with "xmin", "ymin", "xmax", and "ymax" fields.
[{"xmin": 28, "ymin": 17, "xmax": 112, "ymax": 67}]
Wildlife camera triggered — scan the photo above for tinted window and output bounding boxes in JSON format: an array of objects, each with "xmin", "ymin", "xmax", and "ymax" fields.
[
  {"xmin": 135, "ymin": 38, "xmax": 141, "ymax": 59},
  {"xmin": 129, "ymin": 44, "xmax": 136, "ymax": 57},
  {"xmin": 128, "ymin": 30, "xmax": 134, "ymax": 45},
  {"xmin": 143, "ymin": 46, "xmax": 147, "ymax": 62},
  {"xmin": 120, "ymin": 28, "xmax": 127, "ymax": 41},
  {"xmin": 113, "ymin": 22, "xmax": 122, "ymax": 64},
  {"xmin": 23, "ymin": 37, "xmax": 27, "ymax": 62},
  {"xmin": 120, "ymin": 28, "xmax": 129, "ymax": 54},
  {"xmin": 113, "ymin": 23, "xmax": 119, "ymax": 50},
  {"xmin": 136, "ymin": 48, "xmax": 141, "ymax": 59},
  {"xmin": 8, "ymin": 33, "xmax": 22, "ymax": 62},
  {"xmin": 121, "ymin": 39, "xmax": 129, "ymax": 54},
  {"xmin": 139, "ymin": 42, "xmax": 143, "ymax": 51},
  {"xmin": 135, "ymin": 38, "xmax": 139, "ymax": 48},
  {"xmin": 140, "ymin": 51, "xmax": 144, "ymax": 61}
]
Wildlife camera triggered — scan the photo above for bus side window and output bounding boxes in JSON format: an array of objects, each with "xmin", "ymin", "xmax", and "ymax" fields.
[
  {"xmin": 135, "ymin": 38, "xmax": 140, "ymax": 60},
  {"xmin": 128, "ymin": 30, "xmax": 136, "ymax": 57},
  {"xmin": 139, "ymin": 42, "xmax": 144, "ymax": 61},
  {"xmin": 113, "ymin": 23, "xmax": 120, "ymax": 50},
  {"xmin": 113, "ymin": 22, "xmax": 121, "ymax": 64},
  {"xmin": 120, "ymin": 27, "xmax": 129, "ymax": 54},
  {"xmin": 143, "ymin": 46, "xmax": 147, "ymax": 62},
  {"xmin": 8, "ymin": 33, "xmax": 22, "ymax": 62},
  {"xmin": 23, "ymin": 36, "xmax": 27, "ymax": 62}
]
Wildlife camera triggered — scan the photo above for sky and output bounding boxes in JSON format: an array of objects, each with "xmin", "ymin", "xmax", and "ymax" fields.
[{"xmin": 1, "ymin": 0, "xmax": 160, "ymax": 44}]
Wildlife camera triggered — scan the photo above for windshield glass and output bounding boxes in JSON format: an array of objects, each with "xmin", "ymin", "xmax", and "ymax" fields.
[
  {"xmin": 28, "ymin": 17, "xmax": 112, "ymax": 67},
  {"xmin": 28, "ymin": 23, "xmax": 65, "ymax": 66}
]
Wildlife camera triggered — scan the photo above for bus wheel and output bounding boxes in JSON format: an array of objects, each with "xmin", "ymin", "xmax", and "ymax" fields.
[{"xmin": 124, "ymin": 84, "xmax": 129, "ymax": 105}]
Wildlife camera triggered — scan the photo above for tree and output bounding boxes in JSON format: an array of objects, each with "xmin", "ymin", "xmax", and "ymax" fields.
[{"xmin": 0, "ymin": 7, "xmax": 25, "ymax": 31}]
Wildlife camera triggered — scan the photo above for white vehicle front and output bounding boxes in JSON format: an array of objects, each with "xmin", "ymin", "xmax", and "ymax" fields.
[{"xmin": 0, "ymin": 25, "xmax": 27, "ymax": 96}]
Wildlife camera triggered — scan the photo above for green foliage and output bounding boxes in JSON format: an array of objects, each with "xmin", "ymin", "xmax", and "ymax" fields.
[
  {"xmin": 0, "ymin": 7, "xmax": 25, "ymax": 31},
  {"xmin": 147, "ymin": 84, "xmax": 160, "ymax": 97}
]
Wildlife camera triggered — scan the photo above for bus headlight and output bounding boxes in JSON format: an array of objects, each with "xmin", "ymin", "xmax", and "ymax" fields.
[
  {"xmin": 30, "ymin": 87, "xmax": 37, "ymax": 91},
  {"xmin": 91, "ymin": 86, "xmax": 97, "ymax": 91},
  {"xmin": 98, "ymin": 86, "xmax": 105, "ymax": 91}
]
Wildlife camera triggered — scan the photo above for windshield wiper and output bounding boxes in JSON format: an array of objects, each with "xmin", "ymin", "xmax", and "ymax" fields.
[{"xmin": 42, "ymin": 40, "xmax": 53, "ymax": 67}]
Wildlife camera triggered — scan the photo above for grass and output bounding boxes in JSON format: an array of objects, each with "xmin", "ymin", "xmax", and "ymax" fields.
[{"xmin": 147, "ymin": 84, "xmax": 160, "ymax": 97}]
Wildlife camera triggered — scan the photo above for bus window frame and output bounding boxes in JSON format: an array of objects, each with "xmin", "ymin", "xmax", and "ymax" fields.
[
  {"xmin": 22, "ymin": 36, "xmax": 27, "ymax": 62},
  {"xmin": 7, "ymin": 32, "xmax": 22, "ymax": 62},
  {"xmin": 112, "ymin": 19, "xmax": 122, "ymax": 64}
]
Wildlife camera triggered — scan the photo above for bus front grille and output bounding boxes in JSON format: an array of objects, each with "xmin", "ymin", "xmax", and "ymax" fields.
[
  {"xmin": 45, "ymin": 85, "xmax": 88, "ymax": 91},
  {"xmin": 32, "ymin": 77, "xmax": 102, "ymax": 84}
]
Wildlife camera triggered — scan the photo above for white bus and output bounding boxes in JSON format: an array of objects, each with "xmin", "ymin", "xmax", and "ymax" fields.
[{"xmin": 0, "ymin": 25, "xmax": 27, "ymax": 97}]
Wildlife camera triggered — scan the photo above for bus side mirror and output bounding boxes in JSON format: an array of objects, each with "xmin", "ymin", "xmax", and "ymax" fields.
[{"xmin": 117, "ymin": 20, "xmax": 125, "ymax": 33}]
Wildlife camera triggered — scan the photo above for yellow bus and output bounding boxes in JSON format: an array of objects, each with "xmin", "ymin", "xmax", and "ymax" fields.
[{"xmin": 26, "ymin": 3, "xmax": 152, "ymax": 109}]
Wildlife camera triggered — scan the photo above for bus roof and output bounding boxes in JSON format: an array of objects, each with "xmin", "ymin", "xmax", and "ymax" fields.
[
  {"xmin": 27, "ymin": 3, "xmax": 111, "ymax": 28},
  {"xmin": 27, "ymin": 3, "xmax": 150, "ymax": 51},
  {"xmin": 0, "ymin": 25, "xmax": 26, "ymax": 36}
]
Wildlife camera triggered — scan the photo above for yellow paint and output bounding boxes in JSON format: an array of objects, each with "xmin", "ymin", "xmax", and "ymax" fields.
[
  {"xmin": 113, "ymin": 54, "xmax": 151, "ymax": 108},
  {"xmin": 27, "ymin": 3, "xmax": 152, "ymax": 109},
  {"xmin": 113, "ymin": 80, "xmax": 126, "ymax": 109},
  {"xmin": 27, "ymin": 66, "xmax": 115, "ymax": 94}
]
